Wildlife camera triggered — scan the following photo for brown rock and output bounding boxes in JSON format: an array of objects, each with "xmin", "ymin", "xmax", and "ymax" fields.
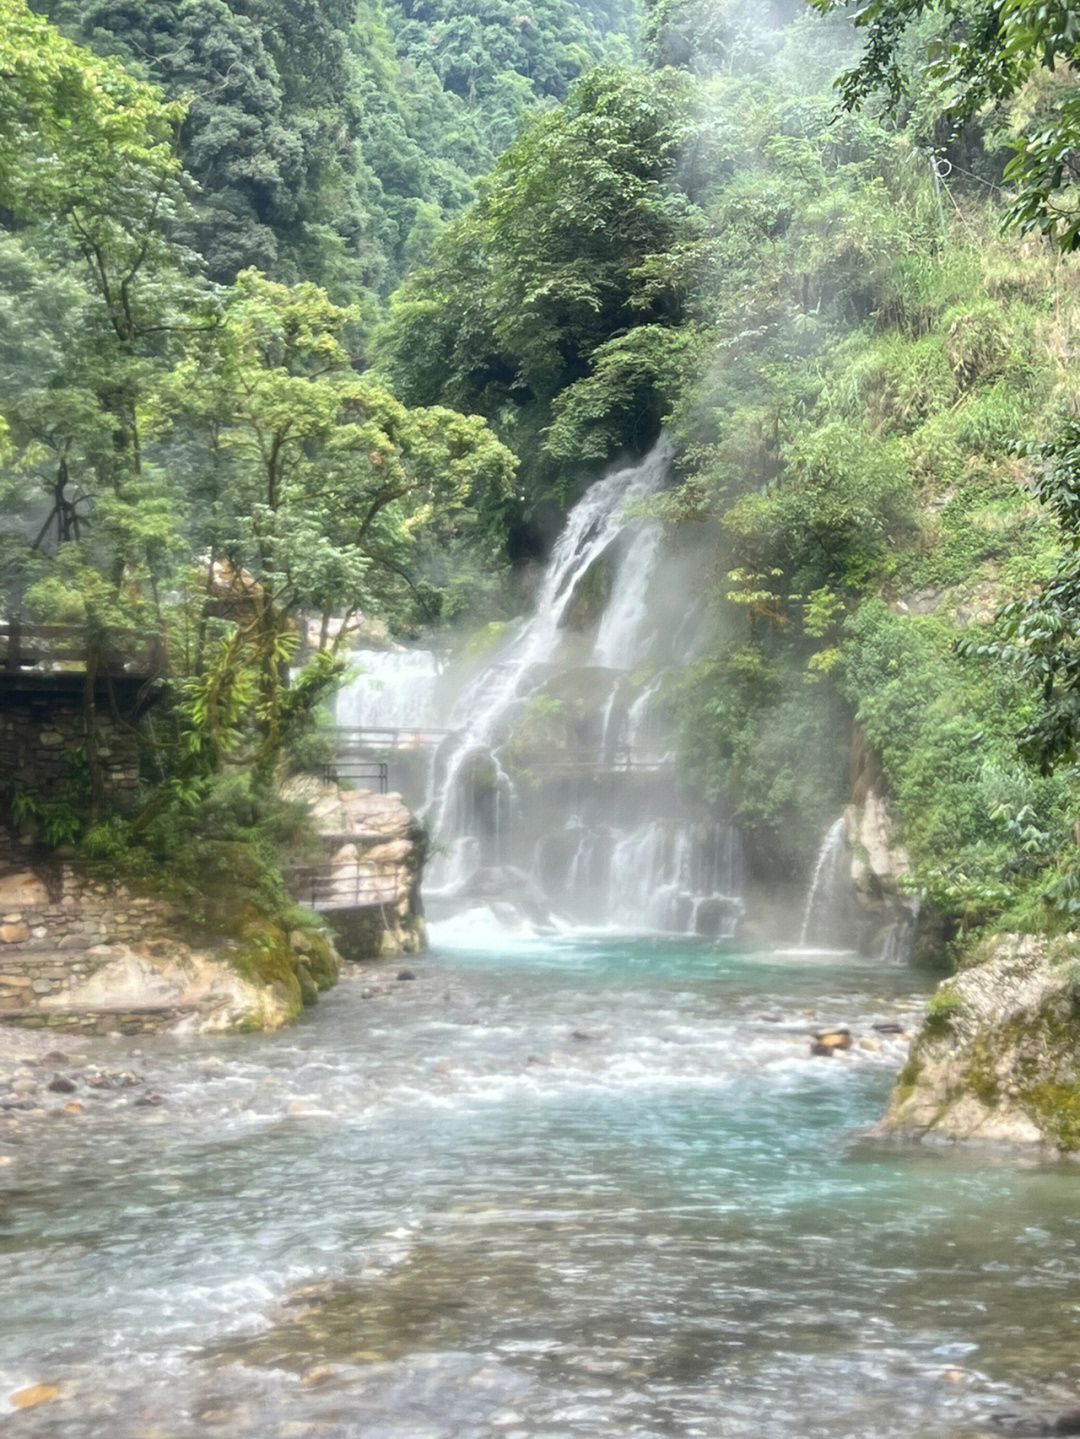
[
  {"xmin": 11, "ymin": 1384, "xmax": 61, "ymax": 1410},
  {"xmin": 0, "ymin": 872, "xmax": 49, "ymax": 909},
  {"xmin": 0, "ymin": 923, "xmax": 30, "ymax": 944},
  {"xmin": 61, "ymin": 1101, "xmax": 85, "ymax": 1116},
  {"xmin": 811, "ymin": 1029, "xmax": 852, "ymax": 1056}
]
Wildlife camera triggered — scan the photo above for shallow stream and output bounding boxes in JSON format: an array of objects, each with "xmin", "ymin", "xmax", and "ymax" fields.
[{"xmin": 2, "ymin": 925, "xmax": 1079, "ymax": 1437}]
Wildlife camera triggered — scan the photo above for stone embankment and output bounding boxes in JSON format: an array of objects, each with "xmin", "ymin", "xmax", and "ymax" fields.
[
  {"xmin": 0, "ymin": 853, "xmax": 336, "ymax": 1035},
  {"xmin": 880, "ymin": 933, "xmax": 1080, "ymax": 1153}
]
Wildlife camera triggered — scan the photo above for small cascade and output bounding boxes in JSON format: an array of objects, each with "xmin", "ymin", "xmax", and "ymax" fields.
[
  {"xmin": 334, "ymin": 649, "xmax": 442, "ymax": 731},
  {"xmin": 799, "ymin": 817, "xmax": 849, "ymax": 946}
]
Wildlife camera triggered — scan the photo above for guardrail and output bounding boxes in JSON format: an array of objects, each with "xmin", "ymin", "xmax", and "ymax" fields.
[
  {"xmin": 1, "ymin": 622, "xmax": 166, "ymax": 676},
  {"xmin": 318, "ymin": 759, "xmax": 389, "ymax": 794},
  {"xmin": 326, "ymin": 725, "xmax": 457, "ymax": 751},
  {"xmin": 285, "ymin": 860, "xmax": 401, "ymax": 911}
]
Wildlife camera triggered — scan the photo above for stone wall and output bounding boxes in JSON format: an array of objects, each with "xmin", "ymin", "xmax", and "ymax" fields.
[
  {"xmin": 0, "ymin": 865, "xmax": 180, "ymax": 1013},
  {"xmin": 0, "ymin": 690, "xmax": 140, "ymax": 812},
  {"xmin": 0, "ymin": 861, "xmax": 334, "ymax": 1032}
]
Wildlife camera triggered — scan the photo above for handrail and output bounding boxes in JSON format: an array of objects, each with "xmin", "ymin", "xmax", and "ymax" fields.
[
  {"xmin": 1, "ymin": 622, "xmax": 166, "ymax": 675},
  {"xmin": 285, "ymin": 859, "xmax": 402, "ymax": 910}
]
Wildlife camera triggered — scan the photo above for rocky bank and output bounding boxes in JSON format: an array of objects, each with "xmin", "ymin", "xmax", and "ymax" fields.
[
  {"xmin": 0, "ymin": 857, "xmax": 339, "ymax": 1034},
  {"xmin": 881, "ymin": 933, "xmax": 1080, "ymax": 1153}
]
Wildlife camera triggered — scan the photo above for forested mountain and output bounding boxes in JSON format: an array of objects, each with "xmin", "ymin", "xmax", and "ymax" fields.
[{"xmin": 29, "ymin": 0, "xmax": 639, "ymax": 295}]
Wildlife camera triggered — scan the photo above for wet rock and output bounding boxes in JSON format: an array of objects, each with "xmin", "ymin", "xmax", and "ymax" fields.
[
  {"xmin": 360, "ymin": 986, "xmax": 378, "ymax": 999},
  {"xmin": 987, "ymin": 1410, "xmax": 1080, "ymax": 1436},
  {"xmin": 397, "ymin": 968, "xmax": 417, "ymax": 982},
  {"xmin": 10, "ymin": 1384, "xmax": 61, "ymax": 1410},
  {"xmin": 571, "ymin": 1029, "xmax": 600, "ymax": 1042},
  {"xmin": 135, "ymin": 1092, "xmax": 165, "ymax": 1107},
  {"xmin": 61, "ymin": 1100, "xmax": 85, "ymax": 1115},
  {"xmin": 881, "ymin": 933, "xmax": 1080, "ymax": 1150},
  {"xmin": 810, "ymin": 1029, "xmax": 852, "ymax": 1056},
  {"xmin": 302, "ymin": 1367, "xmax": 337, "ymax": 1388},
  {"xmin": 46, "ymin": 1073, "xmax": 77, "ymax": 1093},
  {"xmin": 872, "ymin": 1021, "xmax": 905, "ymax": 1034}
]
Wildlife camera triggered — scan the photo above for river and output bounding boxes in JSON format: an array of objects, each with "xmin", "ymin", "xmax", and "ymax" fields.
[{"xmin": 2, "ymin": 922, "xmax": 1079, "ymax": 1437}]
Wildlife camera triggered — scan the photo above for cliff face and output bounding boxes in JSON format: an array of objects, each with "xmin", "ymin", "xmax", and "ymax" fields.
[
  {"xmin": 281, "ymin": 778, "xmax": 427, "ymax": 960},
  {"xmin": 881, "ymin": 934, "xmax": 1080, "ymax": 1153}
]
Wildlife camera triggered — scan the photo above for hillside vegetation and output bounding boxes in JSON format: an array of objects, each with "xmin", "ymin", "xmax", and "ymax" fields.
[{"xmin": 5, "ymin": 0, "xmax": 1080, "ymax": 964}]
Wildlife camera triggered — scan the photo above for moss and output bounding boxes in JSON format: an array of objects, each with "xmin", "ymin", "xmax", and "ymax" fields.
[
  {"xmin": 891, "ymin": 1052, "xmax": 924, "ymax": 1107},
  {"xmin": 1020, "ymin": 1082, "xmax": 1080, "ymax": 1151},
  {"xmin": 231, "ymin": 912, "xmax": 303, "ymax": 1022},
  {"xmin": 962, "ymin": 1035, "xmax": 1001, "ymax": 1107},
  {"xmin": 924, "ymin": 985, "xmax": 963, "ymax": 1032}
]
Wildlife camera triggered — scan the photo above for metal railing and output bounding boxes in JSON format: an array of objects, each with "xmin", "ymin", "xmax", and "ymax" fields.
[
  {"xmin": 1, "ymin": 622, "xmax": 166, "ymax": 677},
  {"xmin": 286, "ymin": 860, "xmax": 402, "ymax": 911},
  {"xmin": 326, "ymin": 725, "xmax": 457, "ymax": 751},
  {"xmin": 319, "ymin": 759, "xmax": 390, "ymax": 794}
]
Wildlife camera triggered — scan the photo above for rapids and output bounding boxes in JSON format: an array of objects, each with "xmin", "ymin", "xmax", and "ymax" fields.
[{"xmin": 2, "ymin": 927, "xmax": 1079, "ymax": 1438}]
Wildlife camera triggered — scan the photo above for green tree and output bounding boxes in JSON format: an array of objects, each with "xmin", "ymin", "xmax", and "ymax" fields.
[{"xmin": 377, "ymin": 66, "xmax": 696, "ymax": 506}]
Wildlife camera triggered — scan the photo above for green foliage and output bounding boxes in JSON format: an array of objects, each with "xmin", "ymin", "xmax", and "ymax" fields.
[
  {"xmin": 808, "ymin": 0, "xmax": 1080, "ymax": 253},
  {"xmin": 376, "ymin": 65, "xmax": 697, "ymax": 507},
  {"xmin": 842, "ymin": 600, "xmax": 1074, "ymax": 925}
]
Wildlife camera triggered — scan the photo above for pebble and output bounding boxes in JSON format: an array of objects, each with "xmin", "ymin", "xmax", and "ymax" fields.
[
  {"xmin": 397, "ymin": 968, "xmax": 417, "ymax": 981},
  {"xmin": 135, "ymin": 1092, "xmax": 165, "ymax": 1107},
  {"xmin": 46, "ymin": 1074, "xmax": 77, "ymax": 1093}
]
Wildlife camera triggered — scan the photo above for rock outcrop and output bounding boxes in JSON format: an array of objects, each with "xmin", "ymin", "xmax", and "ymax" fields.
[
  {"xmin": 281, "ymin": 776, "xmax": 426, "ymax": 959},
  {"xmin": 880, "ymin": 933, "xmax": 1080, "ymax": 1152}
]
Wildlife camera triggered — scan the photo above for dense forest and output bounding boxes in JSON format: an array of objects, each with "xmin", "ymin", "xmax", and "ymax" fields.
[{"xmin": 6, "ymin": 0, "xmax": 1080, "ymax": 959}]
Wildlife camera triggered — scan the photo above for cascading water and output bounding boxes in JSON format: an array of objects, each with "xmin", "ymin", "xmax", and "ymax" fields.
[
  {"xmin": 334, "ymin": 648, "xmax": 443, "ymax": 731},
  {"xmin": 799, "ymin": 816, "xmax": 849, "ymax": 947},
  {"xmin": 418, "ymin": 437, "xmax": 745, "ymax": 932}
]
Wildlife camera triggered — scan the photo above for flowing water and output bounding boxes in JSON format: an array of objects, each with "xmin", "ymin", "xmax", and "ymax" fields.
[{"xmin": 3, "ymin": 926, "xmax": 1079, "ymax": 1438}]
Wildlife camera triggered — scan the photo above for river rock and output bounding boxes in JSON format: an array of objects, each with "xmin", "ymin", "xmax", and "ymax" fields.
[
  {"xmin": 46, "ymin": 1074, "xmax": 76, "ymax": 1093},
  {"xmin": 10, "ymin": 1384, "xmax": 60, "ymax": 1410},
  {"xmin": 811, "ymin": 1029, "xmax": 852, "ymax": 1056},
  {"xmin": 880, "ymin": 933, "xmax": 1080, "ymax": 1151}
]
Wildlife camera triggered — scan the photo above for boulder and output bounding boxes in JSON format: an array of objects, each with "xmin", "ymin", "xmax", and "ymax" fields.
[
  {"xmin": 880, "ymin": 933, "xmax": 1080, "ymax": 1151},
  {"xmin": 0, "ymin": 871, "xmax": 50, "ymax": 909}
]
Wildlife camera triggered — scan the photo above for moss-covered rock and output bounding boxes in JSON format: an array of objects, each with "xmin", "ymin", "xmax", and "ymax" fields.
[{"xmin": 880, "ymin": 933, "xmax": 1080, "ymax": 1151}]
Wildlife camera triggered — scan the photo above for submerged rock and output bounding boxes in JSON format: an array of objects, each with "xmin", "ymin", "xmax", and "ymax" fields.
[
  {"xmin": 810, "ymin": 1029, "xmax": 852, "ymax": 1056},
  {"xmin": 880, "ymin": 933, "xmax": 1080, "ymax": 1152}
]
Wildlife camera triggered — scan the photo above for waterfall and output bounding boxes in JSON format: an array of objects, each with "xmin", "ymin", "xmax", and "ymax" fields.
[
  {"xmin": 798, "ymin": 817, "xmax": 849, "ymax": 946},
  {"xmin": 428, "ymin": 438, "xmax": 671, "ymax": 868},
  {"xmin": 418, "ymin": 436, "xmax": 745, "ymax": 933},
  {"xmin": 334, "ymin": 649, "xmax": 443, "ymax": 731}
]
